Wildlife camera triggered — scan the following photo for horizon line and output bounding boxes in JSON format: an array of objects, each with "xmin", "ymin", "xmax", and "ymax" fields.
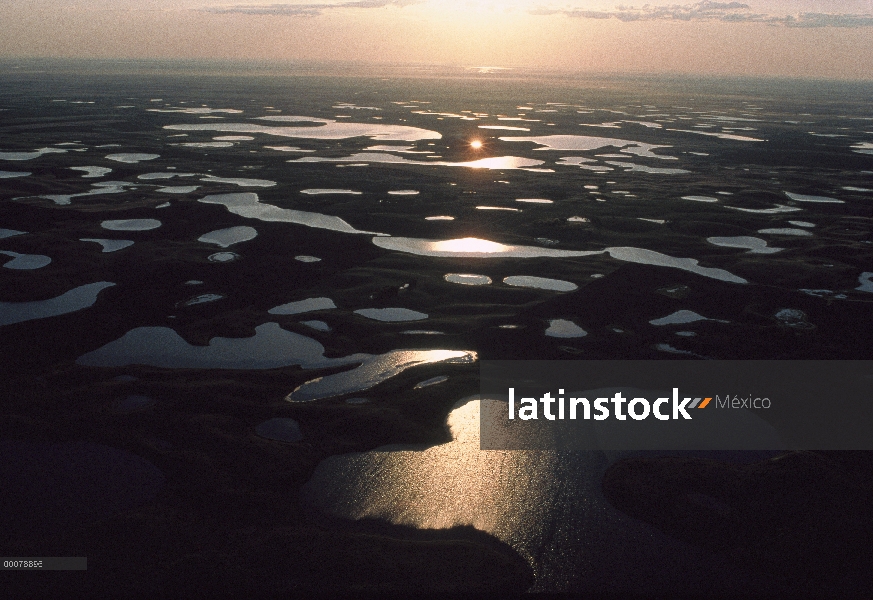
[{"xmin": 1, "ymin": 56, "xmax": 872, "ymax": 85}]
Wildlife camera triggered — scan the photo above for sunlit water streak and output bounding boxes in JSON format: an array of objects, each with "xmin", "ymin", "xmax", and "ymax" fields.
[
  {"xmin": 201, "ymin": 175, "xmax": 277, "ymax": 187},
  {"xmin": 503, "ymin": 276, "xmax": 578, "ymax": 292},
  {"xmin": 288, "ymin": 152, "xmax": 545, "ymax": 170},
  {"xmin": 286, "ymin": 350, "xmax": 475, "ymax": 402},
  {"xmin": 164, "ymin": 116, "xmax": 441, "ymax": 142},
  {"xmin": 198, "ymin": 193, "xmax": 384, "ymax": 236},
  {"xmin": 373, "ymin": 237, "xmax": 746, "ymax": 283},
  {"xmin": 300, "ymin": 188, "xmax": 361, "ymax": 195},
  {"xmin": 444, "ymin": 273, "xmax": 492, "ymax": 285},
  {"xmin": 148, "ymin": 107, "xmax": 242, "ymax": 115},
  {"xmin": 499, "ymin": 134, "xmax": 677, "ymax": 159},
  {"xmin": 178, "ymin": 142, "xmax": 234, "ymax": 148},
  {"xmin": 264, "ymin": 146, "xmax": 316, "ymax": 152},
  {"xmin": 784, "ymin": 192, "xmax": 843, "ymax": 204}
]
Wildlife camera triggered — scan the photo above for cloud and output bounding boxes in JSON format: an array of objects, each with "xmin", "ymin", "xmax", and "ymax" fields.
[
  {"xmin": 199, "ymin": 0, "xmax": 419, "ymax": 17},
  {"xmin": 780, "ymin": 13, "xmax": 873, "ymax": 28},
  {"xmin": 532, "ymin": 1, "xmax": 873, "ymax": 27}
]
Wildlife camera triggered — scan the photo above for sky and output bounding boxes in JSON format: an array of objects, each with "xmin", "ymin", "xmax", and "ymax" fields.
[{"xmin": 1, "ymin": 0, "xmax": 872, "ymax": 79}]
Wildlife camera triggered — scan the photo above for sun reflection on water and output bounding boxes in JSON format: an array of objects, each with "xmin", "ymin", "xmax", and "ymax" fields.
[
  {"xmin": 430, "ymin": 237, "xmax": 509, "ymax": 253},
  {"xmin": 300, "ymin": 397, "xmax": 580, "ymax": 588}
]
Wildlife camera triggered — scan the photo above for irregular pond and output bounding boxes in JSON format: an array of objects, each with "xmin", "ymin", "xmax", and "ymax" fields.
[
  {"xmin": 504, "ymin": 276, "xmax": 578, "ymax": 292},
  {"xmin": 544, "ymin": 319, "xmax": 587, "ymax": 337},
  {"xmin": 354, "ymin": 308, "xmax": 428, "ymax": 322},
  {"xmin": 199, "ymin": 193, "xmax": 383, "ymax": 236},
  {"xmin": 198, "ymin": 226, "xmax": 258, "ymax": 248},
  {"xmin": 0, "ymin": 282, "xmax": 115, "ymax": 327},
  {"xmin": 101, "ymin": 219, "xmax": 161, "ymax": 231},
  {"xmin": 0, "ymin": 251, "xmax": 51, "ymax": 270},
  {"xmin": 269, "ymin": 297, "xmax": 336, "ymax": 315},
  {"xmin": 80, "ymin": 238, "xmax": 134, "ymax": 253},
  {"xmin": 444, "ymin": 273, "xmax": 492, "ymax": 285}
]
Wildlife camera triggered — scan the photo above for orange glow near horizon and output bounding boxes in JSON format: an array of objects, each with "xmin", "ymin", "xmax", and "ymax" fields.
[{"xmin": 0, "ymin": 2, "xmax": 870, "ymax": 80}]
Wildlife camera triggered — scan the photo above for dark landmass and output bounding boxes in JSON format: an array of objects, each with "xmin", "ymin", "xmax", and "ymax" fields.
[{"xmin": 1, "ymin": 68, "xmax": 871, "ymax": 595}]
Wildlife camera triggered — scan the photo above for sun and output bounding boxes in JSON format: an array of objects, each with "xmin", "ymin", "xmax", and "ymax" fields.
[{"xmin": 470, "ymin": 140, "xmax": 483, "ymax": 149}]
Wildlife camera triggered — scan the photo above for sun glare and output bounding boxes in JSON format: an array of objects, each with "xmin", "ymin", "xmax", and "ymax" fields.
[
  {"xmin": 431, "ymin": 237, "xmax": 508, "ymax": 253},
  {"xmin": 470, "ymin": 140, "xmax": 483, "ymax": 149}
]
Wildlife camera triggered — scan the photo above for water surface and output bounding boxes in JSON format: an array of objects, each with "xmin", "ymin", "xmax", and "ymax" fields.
[
  {"xmin": 544, "ymin": 319, "xmax": 587, "ymax": 337},
  {"xmin": 70, "ymin": 166, "xmax": 112, "ymax": 178},
  {"xmin": 354, "ymin": 308, "xmax": 428, "ymax": 322},
  {"xmin": 1, "ymin": 282, "xmax": 115, "ymax": 327},
  {"xmin": 269, "ymin": 297, "xmax": 336, "ymax": 315},
  {"xmin": 373, "ymin": 238, "xmax": 746, "ymax": 283},
  {"xmin": 707, "ymin": 236, "xmax": 782, "ymax": 254},
  {"xmin": 784, "ymin": 192, "xmax": 842, "ymax": 204},
  {"xmin": 199, "ymin": 193, "xmax": 382, "ymax": 235},
  {"xmin": 0, "ymin": 251, "xmax": 51, "ymax": 270},
  {"xmin": 198, "ymin": 226, "xmax": 258, "ymax": 248},
  {"xmin": 104, "ymin": 153, "xmax": 159, "ymax": 163},
  {"xmin": 503, "ymin": 276, "xmax": 578, "ymax": 292},
  {"xmin": 444, "ymin": 273, "xmax": 492, "ymax": 286},
  {"xmin": 0, "ymin": 147, "xmax": 66, "ymax": 161},
  {"xmin": 207, "ymin": 251, "xmax": 240, "ymax": 262},
  {"xmin": 101, "ymin": 219, "xmax": 161, "ymax": 231},
  {"xmin": 649, "ymin": 310, "xmax": 727, "ymax": 326},
  {"xmin": 165, "ymin": 117, "xmax": 441, "ymax": 142},
  {"xmin": 300, "ymin": 397, "xmax": 778, "ymax": 593}
]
